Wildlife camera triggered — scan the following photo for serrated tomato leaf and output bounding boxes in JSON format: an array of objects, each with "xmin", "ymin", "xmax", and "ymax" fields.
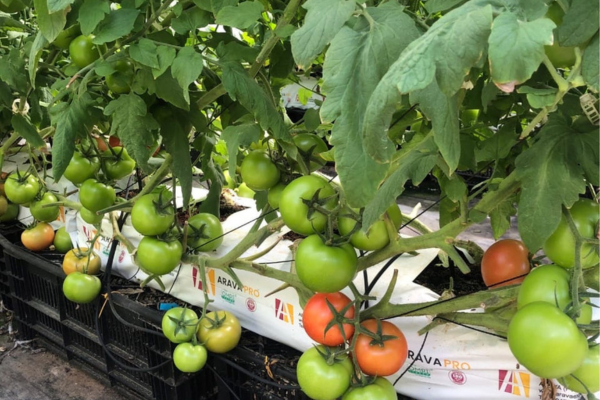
[
  {"xmin": 35, "ymin": 0, "xmax": 67, "ymax": 43},
  {"xmin": 557, "ymin": 0, "xmax": 599, "ymax": 47},
  {"xmin": 92, "ymin": 8, "xmax": 140, "ymax": 45},
  {"xmin": 159, "ymin": 110, "xmax": 193, "ymax": 207},
  {"xmin": 78, "ymin": 0, "xmax": 110, "ymax": 35},
  {"xmin": 171, "ymin": 47, "xmax": 204, "ymax": 104},
  {"xmin": 221, "ymin": 124, "xmax": 261, "ymax": 176},
  {"xmin": 215, "ymin": 1, "xmax": 263, "ymax": 29},
  {"xmin": 11, "ymin": 115, "xmax": 45, "ymax": 148},
  {"xmin": 582, "ymin": 33, "xmax": 599, "ymax": 92}
]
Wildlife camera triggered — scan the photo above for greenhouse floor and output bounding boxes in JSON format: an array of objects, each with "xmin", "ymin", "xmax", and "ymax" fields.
[{"xmin": 0, "ymin": 192, "xmax": 519, "ymax": 400}]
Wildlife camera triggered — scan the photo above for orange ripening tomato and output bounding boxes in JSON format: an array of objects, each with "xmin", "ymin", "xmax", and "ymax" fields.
[
  {"xmin": 303, "ymin": 292, "xmax": 355, "ymax": 346},
  {"xmin": 481, "ymin": 239, "xmax": 530, "ymax": 288},
  {"xmin": 355, "ymin": 319, "xmax": 408, "ymax": 376},
  {"xmin": 22, "ymin": 223, "xmax": 55, "ymax": 252}
]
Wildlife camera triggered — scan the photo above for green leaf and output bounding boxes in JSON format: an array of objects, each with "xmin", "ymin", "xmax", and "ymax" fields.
[
  {"xmin": 47, "ymin": 0, "xmax": 74, "ymax": 13},
  {"xmin": 172, "ymin": 7, "xmax": 212, "ymax": 34},
  {"xmin": 155, "ymin": 67, "xmax": 189, "ymax": 110},
  {"xmin": 217, "ymin": 41, "xmax": 260, "ymax": 63},
  {"xmin": 0, "ymin": 48, "xmax": 27, "ymax": 93},
  {"xmin": 424, "ymin": 0, "xmax": 466, "ymax": 13},
  {"xmin": 215, "ymin": 1, "xmax": 264, "ymax": 29},
  {"xmin": 321, "ymin": 3, "xmax": 420, "ymax": 207},
  {"xmin": 194, "ymin": 0, "xmax": 236, "ymax": 14},
  {"xmin": 129, "ymin": 39, "xmax": 159, "ymax": 69},
  {"xmin": 92, "ymin": 8, "xmax": 140, "ymax": 45},
  {"xmin": 377, "ymin": 3, "xmax": 493, "ymax": 96},
  {"xmin": 159, "ymin": 110, "xmax": 193, "ymax": 207},
  {"xmin": 439, "ymin": 174, "xmax": 467, "ymax": 202},
  {"xmin": 28, "ymin": 32, "xmax": 48, "ymax": 88},
  {"xmin": 516, "ymin": 86, "xmax": 557, "ymax": 109},
  {"xmin": 0, "ymin": 82, "xmax": 11, "ymax": 108},
  {"xmin": 439, "ymin": 197, "xmax": 460, "ymax": 227},
  {"xmin": 475, "ymin": 122, "xmax": 519, "ymax": 162},
  {"xmin": 557, "ymin": 0, "xmax": 599, "ymax": 47},
  {"xmin": 221, "ymin": 61, "xmax": 291, "ymax": 143},
  {"xmin": 11, "ymin": 115, "xmax": 45, "ymax": 148},
  {"xmin": 104, "ymin": 94, "xmax": 159, "ymax": 172},
  {"xmin": 50, "ymin": 93, "xmax": 94, "ymax": 180},
  {"xmin": 35, "ymin": 0, "xmax": 67, "ymax": 43},
  {"xmin": 303, "ymin": 108, "xmax": 320, "ymax": 132},
  {"xmin": 481, "ymin": 78, "xmax": 500, "ymax": 112},
  {"xmin": 582, "ymin": 33, "xmax": 599, "ymax": 92},
  {"xmin": 488, "ymin": 12, "xmax": 554, "ymax": 92},
  {"xmin": 171, "ymin": 47, "xmax": 204, "ymax": 104},
  {"xmin": 410, "ymin": 80, "xmax": 460, "ymax": 172},
  {"xmin": 489, "ymin": 192, "xmax": 517, "ymax": 239},
  {"xmin": 290, "ymin": 0, "xmax": 356, "ymax": 68},
  {"xmin": 270, "ymin": 41, "xmax": 294, "ymax": 79},
  {"xmin": 515, "ymin": 115, "xmax": 599, "ymax": 250},
  {"xmin": 78, "ymin": 0, "xmax": 110, "ymax": 36},
  {"xmin": 275, "ymin": 24, "xmax": 296, "ymax": 39},
  {"xmin": 362, "ymin": 133, "xmax": 438, "ymax": 229},
  {"xmin": 152, "ymin": 45, "xmax": 177, "ymax": 79},
  {"xmin": 0, "ymin": 14, "xmax": 30, "ymax": 31},
  {"xmin": 222, "ymin": 124, "xmax": 262, "ymax": 176}
]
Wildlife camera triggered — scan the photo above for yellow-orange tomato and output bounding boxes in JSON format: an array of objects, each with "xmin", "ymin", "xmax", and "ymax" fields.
[
  {"xmin": 62, "ymin": 248, "xmax": 102, "ymax": 275},
  {"xmin": 22, "ymin": 223, "xmax": 55, "ymax": 252}
]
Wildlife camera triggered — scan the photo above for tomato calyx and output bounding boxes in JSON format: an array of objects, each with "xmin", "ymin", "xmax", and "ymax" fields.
[
  {"xmin": 10, "ymin": 168, "xmax": 35, "ymax": 185},
  {"xmin": 201, "ymin": 311, "xmax": 229, "ymax": 330},
  {"xmin": 357, "ymin": 319, "xmax": 399, "ymax": 347},
  {"xmin": 322, "ymin": 297, "xmax": 357, "ymax": 343},
  {"xmin": 151, "ymin": 189, "xmax": 175, "ymax": 217},
  {"xmin": 313, "ymin": 343, "xmax": 349, "ymax": 366},
  {"xmin": 167, "ymin": 306, "xmax": 200, "ymax": 339}
]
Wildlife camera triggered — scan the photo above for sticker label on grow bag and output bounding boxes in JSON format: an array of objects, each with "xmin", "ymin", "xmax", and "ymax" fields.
[
  {"xmin": 274, "ymin": 298, "xmax": 294, "ymax": 324},
  {"xmin": 498, "ymin": 370, "xmax": 531, "ymax": 397},
  {"xmin": 408, "ymin": 367, "xmax": 432, "ymax": 379},
  {"xmin": 221, "ymin": 290, "xmax": 236, "ymax": 305}
]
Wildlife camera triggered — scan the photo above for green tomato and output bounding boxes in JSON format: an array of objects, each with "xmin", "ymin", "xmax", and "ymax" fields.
[
  {"xmin": 173, "ymin": 343, "xmax": 207, "ymax": 373},
  {"xmin": 69, "ymin": 35, "xmax": 101, "ymax": 69},
  {"xmin": 543, "ymin": 199, "xmax": 600, "ymax": 269},
  {"xmin": 62, "ymin": 272, "xmax": 101, "ymax": 304},
  {"xmin": 52, "ymin": 24, "xmax": 81, "ymax": 49},
  {"xmin": 342, "ymin": 377, "xmax": 397, "ymax": 400},
  {"xmin": 292, "ymin": 133, "xmax": 328, "ymax": 172},
  {"xmin": 508, "ymin": 302, "xmax": 588, "ymax": 378},
  {"xmin": 4, "ymin": 173, "xmax": 40, "ymax": 204},
  {"xmin": 337, "ymin": 204, "xmax": 401, "ymax": 252},
  {"xmin": 517, "ymin": 264, "xmax": 571, "ymax": 310},
  {"xmin": 106, "ymin": 60, "xmax": 134, "ymax": 95},
  {"xmin": 79, "ymin": 179, "xmax": 116, "ymax": 213},
  {"xmin": 0, "ymin": 202, "xmax": 19, "ymax": 222},
  {"xmin": 278, "ymin": 175, "xmax": 337, "ymax": 236},
  {"xmin": 102, "ymin": 147, "xmax": 136, "ymax": 180},
  {"xmin": 267, "ymin": 182, "xmax": 286, "ymax": 209},
  {"xmin": 240, "ymin": 150, "xmax": 280, "ymax": 191},
  {"xmin": 0, "ymin": 196, "xmax": 7, "ymax": 216},
  {"xmin": 295, "ymin": 234, "xmax": 358, "ymax": 293},
  {"xmin": 53, "ymin": 227, "xmax": 73, "ymax": 254},
  {"xmin": 460, "ymin": 109, "xmax": 479, "ymax": 126},
  {"xmin": 80, "ymin": 207, "xmax": 103, "ymax": 225},
  {"xmin": 544, "ymin": 3, "xmax": 577, "ymax": 69},
  {"xmin": 162, "ymin": 307, "xmax": 199, "ymax": 343},
  {"xmin": 296, "ymin": 345, "xmax": 353, "ymax": 400},
  {"xmin": 136, "ymin": 237, "xmax": 182, "ymax": 275},
  {"xmin": 131, "ymin": 192, "xmax": 174, "ymax": 236},
  {"xmin": 64, "ymin": 151, "xmax": 100, "ymax": 184},
  {"xmin": 197, "ymin": 310, "xmax": 241, "ymax": 353},
  {"xmin": 187, "ymin": 213, "xmax": 223, "ymax": 252},
  {"xmin": 236, "ymin": 182, "xmax": 255, "ymax": 199},
  {"xmin": 560, "ymin": 345, "xmax": 600, "ymax": 394},
  {"xmin": 30, "ymin": 192, "xmax": 60, "ymax": 223}
]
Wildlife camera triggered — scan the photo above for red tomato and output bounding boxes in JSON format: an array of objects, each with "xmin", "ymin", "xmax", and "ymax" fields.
[
  {"xmin": 481, "ymin": 239, "xmax": 530, "ymax": 288},
  {"xmin": 355, "ymin": 319, "xmax": 408, "ymax": 377},
  {"xmin": 303, "ymin": 292, "xmax": 355, "ymax": 346}
]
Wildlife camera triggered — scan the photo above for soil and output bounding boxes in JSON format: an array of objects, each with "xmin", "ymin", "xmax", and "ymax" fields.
[{"xmin": 414, "ymin": 255, "xmax": 487, "ymax": 297}]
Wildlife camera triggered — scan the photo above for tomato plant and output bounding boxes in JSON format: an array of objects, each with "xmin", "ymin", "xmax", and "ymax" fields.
[
  {"xmin": 508, "ymin": 302, "xmax": 588, "ymax": 378},
  {"xmin": 338, "ymin": 205, "xmax": 402, "ymax": 252},
  {"xmin": 292, "ymin": 133, "xmax": 328, "ymax": 172},
  {"xmin": 105, "ymin": 60, "xmax": 134, "ymax": 95},
  {"xmin": 355, "ymin": 319, "xmax": 408, "ymax": 377},
  {"xmin": 303, "ymin": 292, "xmax": 355, "ymax": 346},
  {"xmin": 22, "ymin": 223, "xmax": 54, "ymax": 252},
  {"xmin": 162, "ymin": 307, "xmax": 199, "ymax": 343},
  {"xmin": 136, "ymin": 237, "xmax": 182, "ymax": 276},
  {"xmin": 53, "ymin": 227, "xmax": 73, "ymax": 254},
  {"xmin": 481, "ymin": 239, "xmax": 530, "ymax": 288},
  {"xmin": 63, "ymin": 151, "xmax": 100, "ymax": 185},
  {"xmin": 296, "ymin": 346, "xmax": 353, "ymax": 400},
  {"xmin": 295, "ymin": 235, "xmax": 357, "ymax": 293},
  {"xmin": 30, "ymin": 192, "xmax": 60, "ymax": 222},
  {"xmin": 240, "ymin": 150, "xmax": 280, "ymax": 191},
  {"xmin": 62, "ymin": 248, "xmax": 101, "ymax": 275},
  {"xmin": 131, "ymin": 192, "xmax": 174, "ymax": 236},
  {"xmin": 62, "ymin": 272, "xmax": 101, "ymax": 304},
  {"xmin": 197, "ymin": 311, "xmax": 241, "ymax": 353},
  {"xmin": 5, "ymin": 173, "xmax": 40, "ymax": 205},
  {"xmin": 187, "ymin": 213, "xmax": 223, "ymax": 252},
  {"xmin": 543, "ymin": 199, "xmax": 600, "ymax": 269},
  {"xmin": 79, "ymin": 179, "xmax": 116, "ymax": 213},
  {"xmin": 173, "ymin": 343, "xmax": 207, "ymax": 373},
  {"xmin": 102, "ymin": 147, "xmax": 136, "ymax": 180},
  {"xmin": 278, "ymin": 176, "xmax": 337, "ymax": 236}
]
